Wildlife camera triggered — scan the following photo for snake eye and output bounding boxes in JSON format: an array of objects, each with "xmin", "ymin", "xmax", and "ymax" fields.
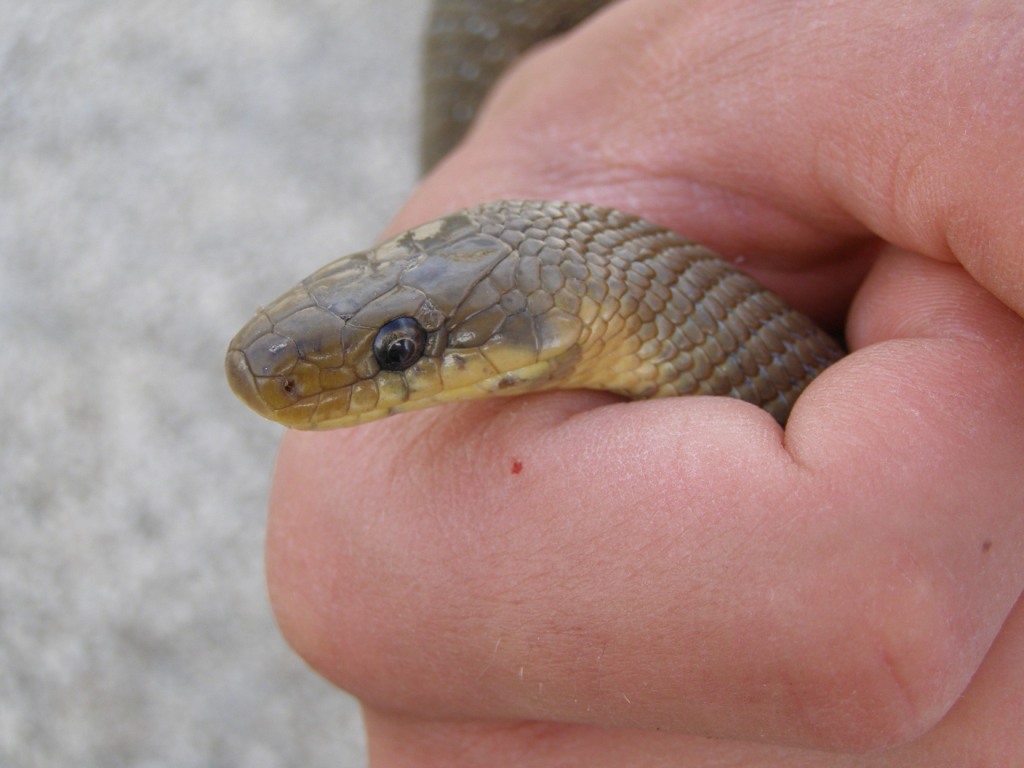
[{"xmin": 373, "ymin": 317, "xmax": 427, "ymax": 371}]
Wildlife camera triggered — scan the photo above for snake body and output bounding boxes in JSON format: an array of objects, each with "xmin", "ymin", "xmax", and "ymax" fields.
[
  {"xmin": 225, "ymin": 3, "xmax": 843, "ymax": 429},
  {"xmin": 226, "ymin": 200, "xmax": 841, "ymax": 428},
  {"xmin": 421, "ymin": 0, "xmax": 613, "ymax": 171}
]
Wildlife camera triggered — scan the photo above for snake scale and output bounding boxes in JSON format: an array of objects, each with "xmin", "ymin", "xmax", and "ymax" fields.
[{"xmin": 225, "ymin": 0, "xmax": 843, "ymax": 429}]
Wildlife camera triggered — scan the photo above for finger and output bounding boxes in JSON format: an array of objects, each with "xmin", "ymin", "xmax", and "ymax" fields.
[
  {"xmin": 359, "ymin": 595, "xmax": 1024, "ymax": 766},
  {"xmin": 396, "ymin": 0, "xmax": 1024, "ymax": 320},
  {"xmin": 267, "ymin": 246, "xmax": 1024, "ymax": 752}
]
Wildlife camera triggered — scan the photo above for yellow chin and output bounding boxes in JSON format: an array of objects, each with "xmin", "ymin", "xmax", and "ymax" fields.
[{"xmin": 301, "ymin": 358, "xmax": 572, "ymax": 430}]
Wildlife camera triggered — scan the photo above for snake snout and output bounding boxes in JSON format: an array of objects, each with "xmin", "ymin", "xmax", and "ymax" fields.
[
  {"xmin": 225, "ymin": 293, "xmax": 358, "ymax": 428},
  {"xmin": 224, "ymin": 346, "xmax": 273, "ymax": 418},
  {"xmin": 224, "ymin": 314, "xmax": 307, "ymax": 425}
]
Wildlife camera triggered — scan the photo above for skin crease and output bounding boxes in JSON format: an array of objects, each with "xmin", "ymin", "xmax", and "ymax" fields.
[{"xmin": 264, "ymin": 1, "xmax": 1024, "ymax": 765}]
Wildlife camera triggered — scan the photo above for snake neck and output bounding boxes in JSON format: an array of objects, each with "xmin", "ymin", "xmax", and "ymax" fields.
[{"xmin": 467, "ymin": 201, "xmax": 842, "ymax": 424}]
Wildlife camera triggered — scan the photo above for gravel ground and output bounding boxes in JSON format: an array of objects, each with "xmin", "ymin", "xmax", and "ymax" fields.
[{"xmin": 1, "ymin": 2, "xmax": 425, "ymax": 765}]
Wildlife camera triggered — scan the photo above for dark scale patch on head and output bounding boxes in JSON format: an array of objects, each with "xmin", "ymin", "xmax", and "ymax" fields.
[
  {"xmin": 307, "ymin": 252, "xmax": 407, "ymax": 321},
  {"xmin": 401, "ymin": 234, "xmax": 512, "ymax": 312},
  {"xmin": 497, "ymin": 373, "xmax": 519, "ymax": 389}
]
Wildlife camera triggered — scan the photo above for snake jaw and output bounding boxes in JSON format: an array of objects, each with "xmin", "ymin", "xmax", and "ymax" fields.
[
  {"xmin": 296, "ymin": 328, "xmax": 583, "ymax": 430},
  {"xmin": 300, "ymin": 356, "xmax": 580, "ymax": 430}
]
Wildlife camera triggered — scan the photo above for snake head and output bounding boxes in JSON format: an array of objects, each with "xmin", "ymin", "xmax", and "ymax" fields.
[{"xmin": 225, "ymin": 210, "xmax": 586, "ymax": 429}]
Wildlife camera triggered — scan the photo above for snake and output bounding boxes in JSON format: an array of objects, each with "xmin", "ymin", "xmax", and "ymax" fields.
[{"xmin": 225, "ymin": 1, "xmax": 844, "ymax": 430}]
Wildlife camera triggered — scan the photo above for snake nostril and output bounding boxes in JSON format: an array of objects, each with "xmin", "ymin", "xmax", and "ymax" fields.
[{"xmin": 282, "ymin": 378, "xmax": 297, "ymax": 394}]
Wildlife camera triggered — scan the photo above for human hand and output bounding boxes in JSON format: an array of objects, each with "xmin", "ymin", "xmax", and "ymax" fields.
[{"xmin": 266, "ymin": 1, "xmax": 1024, "ymax": 764}]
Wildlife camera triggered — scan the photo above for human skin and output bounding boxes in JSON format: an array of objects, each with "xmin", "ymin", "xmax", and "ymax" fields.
[{"xmin": 264, "ymin": 1, "xmax": 1024, "ymax": 764}]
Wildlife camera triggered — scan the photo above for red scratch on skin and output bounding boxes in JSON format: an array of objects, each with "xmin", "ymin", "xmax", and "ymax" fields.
[{"xmin": 511, "ymin": 460, "xmax": 523, "ymax": 475}]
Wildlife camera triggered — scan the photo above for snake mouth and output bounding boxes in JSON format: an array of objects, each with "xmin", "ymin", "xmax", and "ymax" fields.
[{"xmin": 296, "ymin": 360, "xmax": 569, "ymax": 430}]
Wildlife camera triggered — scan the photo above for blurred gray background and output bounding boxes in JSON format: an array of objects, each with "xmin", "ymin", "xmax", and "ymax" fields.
[{"xmin": 1, "ymin": 1, "xmax": 426, "ymax": 765}]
